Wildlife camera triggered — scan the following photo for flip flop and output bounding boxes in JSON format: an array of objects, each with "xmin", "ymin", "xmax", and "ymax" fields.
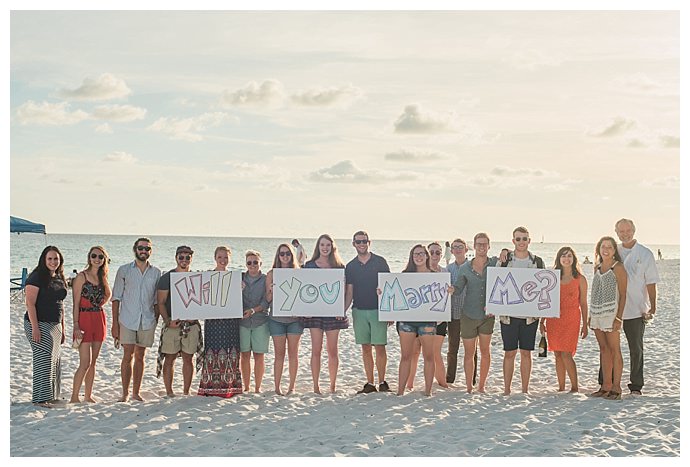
[
  {"xmin": 604, "ymin": 391, "xmax": 621, "ymax": 400},
  {"xmin": 589, "ymin": 389, "xmax": 608, "ymax": 398}
]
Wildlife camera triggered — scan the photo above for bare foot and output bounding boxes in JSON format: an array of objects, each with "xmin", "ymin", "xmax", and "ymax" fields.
[
  {"xmin": 69, "ymin": 397, "xmax": 80, "ymax": 404},
  {"xmin": 33, "ymin": 402, "xmax": 54, "ymax": 408},
  {"xmin": 243, "ymin": 387, "xmax": 250, "ymax": 393},
  {"xmin": 569, "ymin": 388, "xmax": 579, "ymax": 393},
  {"xmin": 275, "ymin": 389, "xmax": 283, "ymax": 396},
  {"xmin": 313, "ymin": 387, "xmax": 322, "ymax": 394},
  {"xmin": 503, "ymin": 390, "xmax": 511, "ymax": 396},
  {"xmin": 424, "ymin": 391, "xmax": 432, "ymax": 397},
  {"xmin": 117, "ymin": 394, "xmax": 129, "ymax": 402},
  {"xmin": 478, "ymin": 387, "xmax": 486, "ymax": 394},
  {"xmin": 165, "ymin": 393, "xmax": 176, "ymax": 398},
  {"xmin": 131, "ymin": 393, "xmax": 144, "ymax": 401},
  {"xmin": 439, "ymin": 383, "xmax": 450, "ymax": 389},
  {"xmin": 287, "ymin": 387, "xmax": 295, "ymax": 395},
  {"xmin": 254, "ymin": 388, "xmax": 261, "ymax": 394},
  {"xmin": 84, "ymin": 395, "xmax": 98, "ymax": 403},
  {"xmin": 396, "ymin": 391, "xmax": 404, "ymax": 396},
  {"xmin": 558, "ymin": 387, "xmax": 566, "ymax": 392}
]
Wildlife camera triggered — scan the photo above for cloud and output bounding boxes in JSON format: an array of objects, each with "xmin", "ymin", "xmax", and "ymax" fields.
[
  {"xmin": 613, "ymin": 73, "xmax": 663, "ymax": 94},
  {"xmin": 490, "ymin": 166, "xmax": 558, "ymax": 178},
  {"xmin": 641, "ymin": 176, "xmax": 679, "ymax": 189},
  {"xmin": 16, "ymin": 100, "xmax": 89, "ymax": 126},
  {"xmin": 465, "ymin": 165, "xmax": 559, "ymax": 188},
  {"xmin": 308, "ymin": 160, "xmax": 418, "ymax": 184},
  {"xmin": 588, "ymin": 116, "xmax": 637, "ymax": 138},
  {"xmin": 91, "ymin": 104, "xmax": 147, "ymax": 122},
  {"xmin": 224, "ymin": 161, "xmax": 269, "ymax": 173},
  {"xmin": 658, "ymin": 134, "xmax": 680, "ymax": 148},
  {"xmin": 103, "ymin": 151, "xmax": 137, "ymax": 163},
  {"xmin": 507, "ymin": 49, "xmax": 563, "ymax": 71},
  {"xmin": 384, "ymin": 149, "xmax": 447, "ymax": 163},
  {"xmin": 393, "ymin": 104, "xmax": 456, "ymax": 134},
  {"xmin": 94, "ymin": 123, "xmax": 113, "ymax": 134},
  {"xmin": 193, "ymin": 184, "xmax": 217, "ymax": 192},
  {"xmin": 147, "ymin": 112, "xmax": 236, "ymax": 142},
  {"xmin": 290, "ymin": 84, "xmax": 362, "ymax": 108},
  {"xmin": 220, "ymin": 79, "xmax": 285, "ymax": 107},
  {"xmin": 58, "ymin": 73, "xmax": 131, "ymax": 101}
]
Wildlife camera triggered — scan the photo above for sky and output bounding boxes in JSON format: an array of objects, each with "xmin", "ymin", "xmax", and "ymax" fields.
[{"xmin": 8, "ymin": 8, "xmax": 681, "ymax": 244}]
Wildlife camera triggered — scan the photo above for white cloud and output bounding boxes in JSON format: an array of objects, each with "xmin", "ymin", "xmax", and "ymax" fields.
[
  {"xmin": 588, "ymin": 116, "xmax": 637, "ymax": 138},
  {"xmin": 393, "ymin": 104, "xmax": 456, "ymax": 134},
  {"xmin": 58, "ymin": 73, "xmax": 131, "ymax": 101},
  {"xmin": 309, "ymin": 160, "xmax": 418, "ymax": 184},
  {"xmin": 224, "ymin": 161, "xmax": 269, "ymax": 173},
  {"xmin": 291, "ymin": 84, "xmax": 362, "ymax": 108},
  {"xmin": 490, "ymin": 166, "xmax": 558, "ymax": 178},
  {"xmin": 613, "ymin": 73, "xmax": 663, "ymax": 94},
  {"xmin": 16, "ymin": 100, "xmax": 89, "ymax": 126},
  {"xmin": 385, "ymin": 148, "xmax": 447, "ymax": 163},
  {"xmin": 220, "ymin": 79, "xmax": 285, "ymax": 107},
  {"xmin": 147, "ymin": 112, "xmax": 236, "ymax": 142},
  {"xmin": 507, "ymin": 49, "xmax": 563, "ymax": 71},
  {"xmin": 465, "ymin": 165, "xmax": 560, "ymax": 188},
  {"xmin": 103, "ymin": 151, "xmax": 137, "ymax": 163},
  {"xmin": 94, "ymin": 123, "xmax": 113, "ymax": 134},
  {"xmin": 641, "ymin": 176, "xmax": 679, "ymax": 189},
  {"xmin": 658, "ymin": 134, "xmax": 680, "ymax": 148},
  {"xmin": 193, "ymin": 184, "xmax": 217, "ymax": 192},
  {"xmin": 91, "ymin": 104, "xmax": 147, "ymax": 122}
]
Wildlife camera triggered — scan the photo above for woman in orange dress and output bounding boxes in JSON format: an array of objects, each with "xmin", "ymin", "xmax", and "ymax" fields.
[{"xmin": 541, "ymin": 246, "xmax": 588, "ymax": 392}]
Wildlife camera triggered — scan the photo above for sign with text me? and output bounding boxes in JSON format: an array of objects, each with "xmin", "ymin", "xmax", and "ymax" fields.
[{"xmin": 485, "ymin": 267, "xmax": 560, "ymax": 318}]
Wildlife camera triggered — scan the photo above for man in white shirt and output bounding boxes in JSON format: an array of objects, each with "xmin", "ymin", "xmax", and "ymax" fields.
[
  {"xmin": 614, "ymin": 218, "xmax": 659, "ymax": 395},
  {"xmin": 291, "ymin": 239, "xmax": 306, "ymax": 266}
]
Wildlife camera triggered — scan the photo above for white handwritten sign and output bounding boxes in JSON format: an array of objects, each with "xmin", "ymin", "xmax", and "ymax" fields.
[
  {"xmin": 170, "ymin": 271, "xmax": 243, "ymax": 320},
  {"xmin": 485, "ymin": 267, "xmax": 560, "ymax": 318},
  {"xmin": 378, "ymin": 272, "xmax": 451, "ymax": 322},
  {"xmin": 272, "ymin": 269, "xmax": 345, "ymax": 317}
]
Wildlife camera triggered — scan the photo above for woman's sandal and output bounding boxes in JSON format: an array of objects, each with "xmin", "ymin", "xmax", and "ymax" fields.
[
  {"xmin": 604, "ymin": 391, "xmax": 621, "ymax": 400},
  {"xmin": 589, "ymin": 389, "xmax": 608, "ymax": 398}
]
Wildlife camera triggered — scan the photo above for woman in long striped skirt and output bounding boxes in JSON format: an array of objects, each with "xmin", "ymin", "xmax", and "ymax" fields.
[{"xmin": 23, "ymin": 246, "xmax": 68, "ymax": 406}]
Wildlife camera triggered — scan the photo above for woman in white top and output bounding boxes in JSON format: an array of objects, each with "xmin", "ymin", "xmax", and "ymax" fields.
[{"xmin": 589, "ymin": 236, "xmax": 627, "ymax": 400}]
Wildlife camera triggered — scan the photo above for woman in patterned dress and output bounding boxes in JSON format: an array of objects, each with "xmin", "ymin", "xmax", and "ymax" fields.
[
  {"xmin": 197, "ymin": 246, "xmax": 243, "ymax": 398},
  {"xmin": 541, "ymin": 246, "xmax": 588, "ymax": 393},
  {"xmin": 69, "ymin": 246, "xmax": 112, "ymax": 403}
]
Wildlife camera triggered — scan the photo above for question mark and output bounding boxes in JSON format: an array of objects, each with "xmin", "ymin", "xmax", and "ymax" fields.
[{"xmin": 535, "ymin": 270, "xmax": 557, "ymax": 310}]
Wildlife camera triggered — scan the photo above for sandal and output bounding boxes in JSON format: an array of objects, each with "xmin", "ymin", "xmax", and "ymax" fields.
[
  {"xmin": 589, "ymin": 389, "xmax": 608, "ymax": 398},
  {"xmin": 604, "ymin": 391, "xmax": 621, "ymax": 400}
]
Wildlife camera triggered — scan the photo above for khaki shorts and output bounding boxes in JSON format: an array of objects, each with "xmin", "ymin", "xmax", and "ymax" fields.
[
  {"xmin": 460, "ymin": 315, "xmax": 495, "ymax": 339},
  {"xmin": 161, "ymin": 323, "xmax": 201, "ymax": 355},
  {"xmin": 120, "ymin": 323, "xmax": 157, "ymax": 348}
]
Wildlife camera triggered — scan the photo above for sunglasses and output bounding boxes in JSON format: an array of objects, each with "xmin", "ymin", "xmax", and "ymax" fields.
[
  {"xmin": 279, "ymin": 251, "xmax": 292, "ymax": 257},
  {"xmin": 452, "ymin": 245, "xmax": 466, "ymax": 250},
  {"xmin": 246, "ymin": 260, "xmax": 259, "ymax": 266},
  {"xmin": 514, "ymin": 237, "xmax": 529, "ymax": 242},
  {"xmin": 136, "ymin": 246, "xmax": 151, "ymax": 251},
  {"xmin": 354, "ymin": 239, "xmax": 369, "ymax": 245},
  {"xmin": 90, "ymin": 253, "xmax": 105, "ymax": 260},
  {"xmin": 177, "ymin": 255, "xmax": 191, "ymax": 261},
  {"xmin": 429, "ymin": 250, "xmax": 442, "ymax": 256}
]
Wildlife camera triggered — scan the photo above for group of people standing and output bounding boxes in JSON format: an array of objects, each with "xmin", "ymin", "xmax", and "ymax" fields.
[{"xmin": 21, "ymin": 218, "xmax": 659, "ymax": 407}]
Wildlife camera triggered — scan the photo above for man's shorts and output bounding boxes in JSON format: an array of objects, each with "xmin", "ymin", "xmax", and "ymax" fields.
[
  {"xmin": 352, "ymin": 308, "xmax": 388, "ymax": 345},
  {"xmin": 161, "ymin": 322, "xmax": 201, "ymax": 355},
  {"xmin": 500, "ymin": 318, "xmax": 538, "ymax": 351},
  {"xmin": 460, "ymin": 315, "xmax": 495, "ymax": 340},
  {"xmin": 435, "ymin": 321, "xmax": 448, "ymax": 337},
  {"xmin": 240, "ymin": 322, "xmax": 270, "ymax": 353},
  {"xmin": 267, "ymin": 318, "xmax": 304, "ymax": 337},
  {"xmin": 396, "ymin": 321, "xmax": 437, "ymax": 337},
  {"xmin": 119, "ymin": 322, "xmax": 157, "ymax": 348}
]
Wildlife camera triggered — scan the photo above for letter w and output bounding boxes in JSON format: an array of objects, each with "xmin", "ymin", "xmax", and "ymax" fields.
[{"xmin": 174, "ymin": 274, "xmax": 203, "ymax": 308}]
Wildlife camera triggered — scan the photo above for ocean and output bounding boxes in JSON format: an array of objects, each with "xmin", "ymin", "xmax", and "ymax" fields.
[{"xmin": 10, "ymin": 233, "xmax": 679, "ymax": 280}]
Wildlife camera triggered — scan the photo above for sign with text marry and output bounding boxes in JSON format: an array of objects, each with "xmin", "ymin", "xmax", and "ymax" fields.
[
  {"xmin": 485, "ymin": 267, "xmax": 561, "ymax": 318},
  {"xmin": 170, "ymin": 271, "xmax": 243, "ymax": 320},
  {"xmin": 378, "ymin": 272, "xmax": 451, "ymax": 321},
  {"xmin": 272, "ymin": 269, "xmax": 345, "ymax": 317}
]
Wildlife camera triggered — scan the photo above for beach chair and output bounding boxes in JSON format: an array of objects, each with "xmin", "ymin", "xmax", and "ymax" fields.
[{"xmin": 10, "ymin": 267, "xmax": 28, "ymax": 301}]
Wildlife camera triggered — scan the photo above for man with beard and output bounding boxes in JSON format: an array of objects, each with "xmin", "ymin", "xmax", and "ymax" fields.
[{"xmin": 111, "ymin": 237, "xmax": 162, "ymax": 402}]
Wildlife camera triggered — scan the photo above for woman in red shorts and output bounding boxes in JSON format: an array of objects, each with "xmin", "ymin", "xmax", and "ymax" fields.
[{"xmin": 69, "ymin": 246, "xmax": 112, "ymax": 403}]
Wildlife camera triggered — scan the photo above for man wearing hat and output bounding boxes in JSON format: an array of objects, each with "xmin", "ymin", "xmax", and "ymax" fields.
[{"xmin": 156, "ymin": 246, "xmax": 203, "ymax": 397}]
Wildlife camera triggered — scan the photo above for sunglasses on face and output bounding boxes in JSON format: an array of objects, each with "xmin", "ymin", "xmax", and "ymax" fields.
[
  {"xmin": 429, "ymin": 251, "xmax": 442, "ymax": 256},
  {"xmin": 452, "ymin": 245, "xmax": 466, "ymax": 250},
  {"xmin": 90, "ymin": 253, "xmax": 104, "ymax": 260},
  {"xmin": 514, "ymin": 237, "xmax": 529, "ymax": 242},
  {"xmin": 279, "ymin": 251, "xmax": 292, "ymax": 257},
  {"xmin": 177, "ymin": 255, "xmax": 191, "ymax": 261},
  {"xmin": 246, "ymin": 260, "xmax": 259, "ymax": 266},
  {"xmin": 136, "ymin": 246, "xmax": 151, "ymax": 251},
  {"xmin": 354, "ymin": 239, "xmax": 369, "ymax": 245}
]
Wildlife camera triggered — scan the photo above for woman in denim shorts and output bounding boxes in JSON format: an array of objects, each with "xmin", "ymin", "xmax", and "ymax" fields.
[{"xmin": 266, "ymin": 243, "xmax": 304, "ymax": 395}]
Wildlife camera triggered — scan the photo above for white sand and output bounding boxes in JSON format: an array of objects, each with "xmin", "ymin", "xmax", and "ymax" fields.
[{"xmin": 8, "ymin": 260, "xmax": 680, "ymax": 456}]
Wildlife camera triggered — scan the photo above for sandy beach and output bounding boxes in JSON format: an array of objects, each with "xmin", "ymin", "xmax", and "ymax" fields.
[{"xmin": 8, "ymin": 260, "xmax": 680, "ymax": 457}]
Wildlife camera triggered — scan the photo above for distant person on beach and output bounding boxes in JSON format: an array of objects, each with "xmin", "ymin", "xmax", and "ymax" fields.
[
  {"xmin": 240, "ymin": 250, "xmax": 270, "ymax": 393},
  {"xmin": 292, "ymin": 239, "xmax": 306, "ymax": 267},
  {"xmin": 583, "ymin": 256, "xmax": 592, "ymax": 264},
  {"xmin": 69, "ymin": 246, "xmax": 112, "ymax": 403},
  {"xmin": 395, "ymin": 244, "xmax": 442, "ymax": 397},
  {"xmin": 266, "ymin": 243, "xmax": 303, "ymax": 395},
  {"xmin": 657, "ymin": 249, "xmax": 662, "ymax": 261},
  {"xmin": 111, "ymin": 237, "xmax": 162, "ymax": 402},
  {"xmin": 453, "ymin": 233, "xmax": 503, "ymax": 393},
  {"xmin": 612, "ymin": 219, "xmax": 659, "ymax": 395},
  {"xmin": 302, "ymin": 234, "xmax": 348, "ymax": 394},
  {"xmin": 589, "ymin": 236, "xmax": 627, "ymax": 400},
  {"xmin": 198, "ymin": 246, "xmax": 243, "ymax": 398},
  {"xmin": 344, "ymin": 230, "xmax": 391, "ymax": 394},
  {"xmin": 23, "ymin": 246, "xmax": 67, "ymax": 407},
  {"xmin": 67, "ymin": 269, "xmax": 78, "ymax": 288},
  {"xmin": 446, "ymin": 238, "xmax": 478, "ymax": 387},
  {"xmin": 444, "ymin": 241, "xmax": 453, "ymax": 267},
  {"xmin": 541, "ymin": 246, "xmax": 588, "ymax": 393},
  {"xmin": 156, "ymin": 246, "xmax": 203, "ymax": 397},
  {"xmin": 498, "ymin": 227, "xmax": 545, "ymax": 395}
]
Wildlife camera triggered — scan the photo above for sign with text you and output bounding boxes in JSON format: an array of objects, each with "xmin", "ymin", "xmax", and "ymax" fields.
[
  {"xmin": 272, "ymin": 269, "xmax": 345, "ymax": 317},
  {"xmin": 170, "ymin": 271, "xmax": 243, "ymax": 320},
  {"xmin": 378, "ymin": 272, "xmax": 451, "ymax": 321},
  {"xmin": 485, "ymin": 267, "xmax": 561, "ymax": 318}
]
